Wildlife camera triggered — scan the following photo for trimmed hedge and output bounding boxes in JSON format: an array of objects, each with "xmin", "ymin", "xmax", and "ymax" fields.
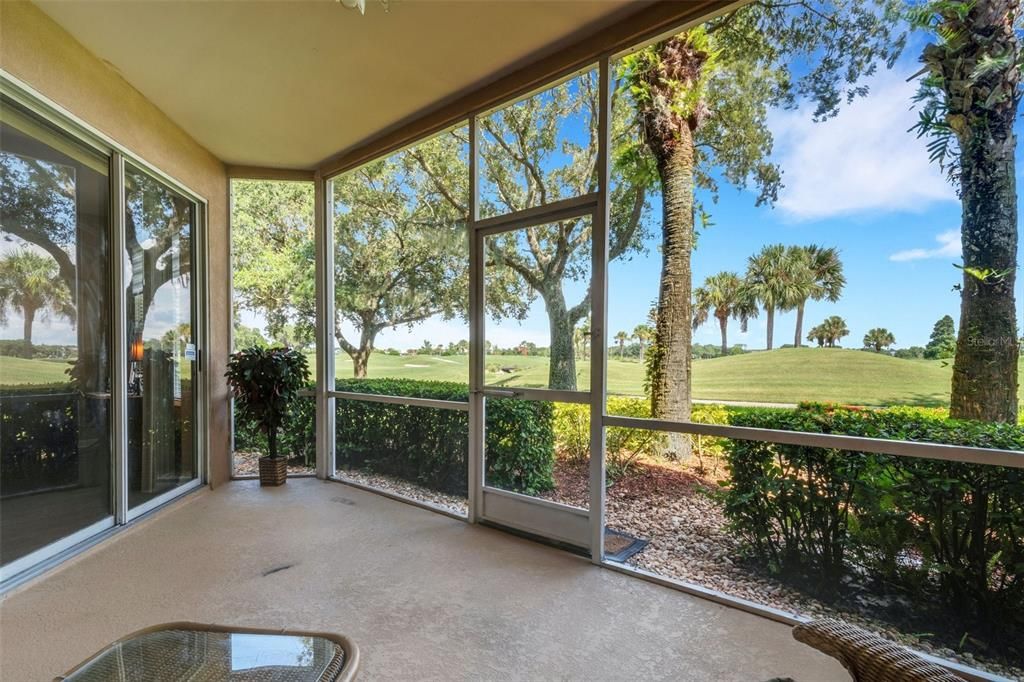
[
  {"xmin": 721, "ymin": 404, "xmax": 1024, "ymax": 628},
  {"xmin": 234, "ymin": 378, "xmax": 555, "ymax": 496},
  {"xmin": 1, "ymin": 389, "xmax": 80, "ymax": 495}
]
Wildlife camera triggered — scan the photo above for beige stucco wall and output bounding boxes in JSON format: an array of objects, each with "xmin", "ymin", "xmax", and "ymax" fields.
[{"xmin": 0, "ymin": 1, "xmax": 231, "ymax": 487}]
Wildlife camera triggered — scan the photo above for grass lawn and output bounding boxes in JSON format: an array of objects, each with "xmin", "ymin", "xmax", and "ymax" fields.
[
  {"xmin": 5, "ymin": 347, "xmax": 1023, "ymax": 407},
  {"xmin": 335, "ymin": 347, "xmax": 1024, "ymax": 407},
  {"xmin": 0, "ymin": 356, "xmax": 74, "ymax": 386}
]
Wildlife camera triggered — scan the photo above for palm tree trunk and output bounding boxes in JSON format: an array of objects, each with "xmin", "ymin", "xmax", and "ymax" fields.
[
  {"xmin": 947, "ymin": 3, "xmax": 1019, "ymax": 423},
  {"xmin": 650, "ymin": 130, "xmax": 694, "ymax": 458},
  {"xmin": 793, "ymin": 302, "xmax": 805, "ymax": 348},
  {"xmin": 766, "ymin": 305, "xmax": 775, "ymax": 350},
  {"xmin": 922, "ymin": 0, "xmax": 1021, "ymax": 423},
  {"xmin": 22, "ymin": 306, "xmax": 36, "ymax": 346},
  {"xmin": 718, "ymin": 316, "xmax": 728, "ymax": 356}
]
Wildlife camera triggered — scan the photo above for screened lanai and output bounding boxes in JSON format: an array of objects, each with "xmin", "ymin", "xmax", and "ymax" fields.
[{"xmin": 1, "ymin": 1, "xmax": 1022, "ymax": 680}]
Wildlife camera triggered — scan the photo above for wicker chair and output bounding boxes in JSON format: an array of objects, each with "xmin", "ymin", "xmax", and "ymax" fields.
[{"xmin": 792, "ymin": 619, "xmax": 965, "ymax": 682}]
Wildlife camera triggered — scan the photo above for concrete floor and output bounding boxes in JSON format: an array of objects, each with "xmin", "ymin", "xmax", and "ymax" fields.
[{"xmin": 0, "ymin": 479, "xmax": 846, "ymax": 681}]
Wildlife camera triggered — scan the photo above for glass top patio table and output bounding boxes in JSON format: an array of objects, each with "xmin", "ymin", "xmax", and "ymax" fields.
[{"xmin": 57, "ymin": 624, "xmax": 352, "ymax": 682}]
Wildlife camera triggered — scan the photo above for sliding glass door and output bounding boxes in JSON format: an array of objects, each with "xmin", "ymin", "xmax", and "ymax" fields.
[
  {"xmin": 0, "ymin": 97, "xmax": 115, "ymax": 573},
  {"xmin": 0, "ymin": 89, "xmax": 205, "ymax": 582},
  {"xmin": 124, "ymin": 165, "xmax": 198, "ymax": 510}
]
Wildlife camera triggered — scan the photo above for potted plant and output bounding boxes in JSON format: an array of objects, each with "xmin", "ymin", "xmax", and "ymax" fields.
[{"xmin": 226, "ymin": 346, "xmax": 310, "ymax": 486}]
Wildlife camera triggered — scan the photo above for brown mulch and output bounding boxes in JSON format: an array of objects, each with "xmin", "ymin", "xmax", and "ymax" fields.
[{"xmin": 539, "ymin": 456, "xmax": 707, "ymax": 508}]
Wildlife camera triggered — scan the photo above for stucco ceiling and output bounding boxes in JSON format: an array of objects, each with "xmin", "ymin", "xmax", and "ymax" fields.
[{"xmin": 34, "ymin": 0, "xmax": 647, "ymax": 169}]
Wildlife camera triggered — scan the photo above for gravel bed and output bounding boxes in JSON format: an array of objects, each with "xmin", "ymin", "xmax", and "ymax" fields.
[
  {"xmin": 334, "ymin": 468, "xmax": 469, "ymax": 517},
  {"xmin": 233, "ymin": 451, "xmax": 315, "ymax": 476},
  {"xmin": 544, "ymin": 457, "xmax": 1022, "ymax": 681}
]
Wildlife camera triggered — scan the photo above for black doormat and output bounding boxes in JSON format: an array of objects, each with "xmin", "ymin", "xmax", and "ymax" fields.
[{"xmin": 604, "ymin": 527, "xmax": 648, "ymax": 562}]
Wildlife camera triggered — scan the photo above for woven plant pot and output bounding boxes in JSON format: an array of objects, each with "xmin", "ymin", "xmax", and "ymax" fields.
[{"xmin": 259, "ymin": 457, "xmax": 287, "ymax": 487}]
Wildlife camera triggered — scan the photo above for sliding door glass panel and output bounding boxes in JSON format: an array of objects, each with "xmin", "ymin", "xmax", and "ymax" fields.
[
  {"xmin": 124, "ymin": 165, "xmax": 197, "ymax": 508},
  {"xmin": 0, "ymin": 98, "xmax": 113, "ymax": 565}
]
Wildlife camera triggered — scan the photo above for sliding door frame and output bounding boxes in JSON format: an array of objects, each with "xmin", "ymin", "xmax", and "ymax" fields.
[{"xmin": 0, "ymin": 71, "xmax": 209, "ymax": 587}]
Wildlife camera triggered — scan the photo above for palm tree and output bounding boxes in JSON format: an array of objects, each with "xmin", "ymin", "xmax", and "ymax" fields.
[
  {"xmin": 745, "ymin": 244, "xmax": 795, "ymax": 351},
  {"xmin": 632, "ymin": 324, "xmax": 653, "ymax": 364},
  {"xmin": 817, "ymin": 315, "xmax": 849, "ymax": 348},
  {"xmin": 577, "ymin": 318, "xmax": 591, "ymax": 361},
  {"xmin": 785, "ymin": 245, "xmax": 846, "ymax": 347},
  {"xmin": 614, "ymin": 331, "xmax": 629, "ymax": 359},
  {"xmin": 863, "ymin": 327, "xmax": 896, "ymax": 353},
  {"xmin": 0, "ymin": 249, "xmax": 74, "ymax": 347},
  {"xmin": 693, "ymin": 272, "xmax": 758, "ymax": 356},
  {"xmin": 807, "ymin": 324, "xmax": 827, "ymax": 347}
]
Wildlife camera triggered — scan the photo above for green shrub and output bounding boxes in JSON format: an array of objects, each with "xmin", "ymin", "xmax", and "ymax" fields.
[
  {"xmin": 237, "ymin": 378, "xmax": 556, "ymax": 495},
  {"xmin": 334, "ymin": 379, "xmax": 470, "ymax": 495},
  {"xmin": 554, "ymin": 399, "xmax": 662, "ymax": 479},
  {"xmin": 722, "ymin": 404, "xmax": 1024, "ymax": 626},
  {"xmin": 555, "ymin": 398, "xmax": 743, "ymax": 480},
  {"xmin": 689, "ymin": 403, "xmax": 729, "ymax": 476},
  {"xmin": 553, "ymin": 402, "xmax": 590, "ymax": 465},
  {"xmin": 720, "ymin": 408, "xmax": 867, "ymax": 582},
  {"xmin": 604, "ymin": 397, "xmax": 668, "ymax": 479},
  {"xmin": 485, "ymin": 397, "xmax": 555, "ymax": 495}
]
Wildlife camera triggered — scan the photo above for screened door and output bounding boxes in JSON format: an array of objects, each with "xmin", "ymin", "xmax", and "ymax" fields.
[{"xmin": 474, "ymin": 208, "xmax": 599, "ymax": 550}]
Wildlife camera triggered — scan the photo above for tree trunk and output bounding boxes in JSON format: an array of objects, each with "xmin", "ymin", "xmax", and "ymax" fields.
[
  {"xmin": 718, "ymin": 315, "xmax": 728, "ymax": 356},
  {"xmin": 22, "ymin": 305, "xmax": 35, "ymax": 346},
  {"xmin": 650, "ymin": 130, "xmax": 694, "ymax": 458},
  {"xmin": 925, "ymin": 0, "xmax": 1019, "ymax": 421},
  {"xmin": 793, "ymin": 302, "xmax": 805, "ymax": 348},
  {"xmin": 766, "ymin": 305, "xmax": 775, "ymax": 350},
  {"xmin": 946, "ymin": 67, "xmax": 1019, "ymax": 419},
  {"xmin": 352, "ymin": 348, "xmax": 370, "ymax": 378},
  {"xmin": 544, "ymin": 286, "xmax": 577, "ymax": 391},
  {"xmin": 950, "ymin": 155, "xmax": 1019, "ymax": 422},
  {"xmin": 338, "ymin": 314, "xmax": 377, "ymax": 379}
]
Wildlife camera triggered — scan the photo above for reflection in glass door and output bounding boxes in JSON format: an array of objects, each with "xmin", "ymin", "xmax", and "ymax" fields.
[
  {"xmin": 124, "ymin": 165, "xmax": 198, "ymax": 510},
  {"xmin": 0, "ymin": 98, "xmax": 114, "ymax": 574}
]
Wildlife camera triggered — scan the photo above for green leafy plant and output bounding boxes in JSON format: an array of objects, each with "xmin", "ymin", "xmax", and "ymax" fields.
[
  {"xmin": 721, "ymin": 403, "xmax": 1024, "ymax": 635},
  {"xmin": 226, "ymin": 346, "xmax": 310, "ymax": 460}
]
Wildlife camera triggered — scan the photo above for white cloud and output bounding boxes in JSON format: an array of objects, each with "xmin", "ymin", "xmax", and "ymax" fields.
[
  {"xmin": 770, "ymin": 68, "xmax": 956, "ymax": 220},
  {"xmin": 889, "ymin": 229, "xmax": 961, "ymax": 262}
]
